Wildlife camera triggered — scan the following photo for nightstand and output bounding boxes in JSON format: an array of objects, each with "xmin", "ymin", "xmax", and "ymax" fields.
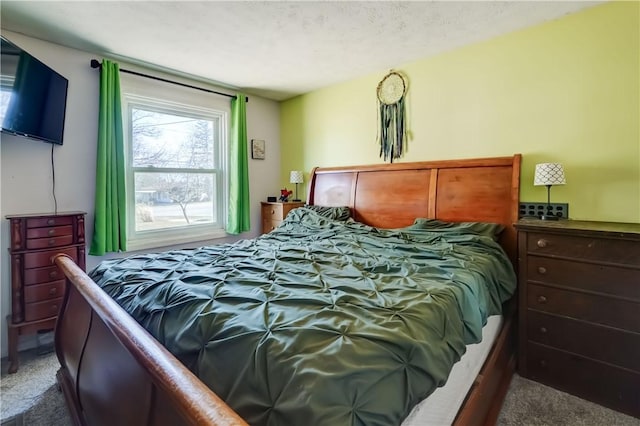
[
  {"xmin": 261, "ymin": 201, "xmax": 304, "ymax": 234},
  {"xmin": 515, "ymin": 219, "xmax": 640, "ymax": 418}
]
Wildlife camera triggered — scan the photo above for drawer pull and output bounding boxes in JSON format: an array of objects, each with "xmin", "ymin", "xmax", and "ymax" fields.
[
  {"xmin": 539, "ymin": 360, "xmax": 547, "ymax": 368},
  {"xmin": 48, "ymin": 239, "xmax": 56, "ymax": 246},
  {"xmin": 49, "ymin": 288, "xmax": 58, "ymax": 296},
  {"xmin": 537, "ymin": 295, "xmax": 547, "ymax": 304},
  {"xmin": 49, "ymin": 271, "xmax": 58, "ymax": 279},
  {"xmin": 539, "ymin": 327, "xmax": 547, "ymax": 334},
  {"xmin": 47, "ymin": 219, "xmax": 55, "ymax": 225},
  {"xmin": 537, "ymin": 239, "xmax": 548, "ymax": 248},
  {"xmin": 48, "ymin": 229, "xmax": 55, "ymax": 236},
  {"xmin": 51, "ymin": 305, "xmax": 58, "ymax": 311},
  {"xmin": 271, "ymin": 209, "xmax": 275, "ymax": 215},
  {"xmin": 537, "ymin": 266, "xmax": 547, "ymax": 274}
]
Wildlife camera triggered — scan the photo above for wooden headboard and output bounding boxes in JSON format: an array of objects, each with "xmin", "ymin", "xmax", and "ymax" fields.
[{"xmin": 308, "ymin": 154, "xmax": 522, "ymax": 264}]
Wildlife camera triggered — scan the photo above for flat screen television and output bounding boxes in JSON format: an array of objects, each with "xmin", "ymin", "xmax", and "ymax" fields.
[{"xmin": 0, "ymin": 36, "xmax": 68, "ymax": 145}]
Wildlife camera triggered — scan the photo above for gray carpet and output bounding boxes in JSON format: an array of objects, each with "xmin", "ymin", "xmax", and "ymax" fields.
[
  {"xmin": 0, "ymin": 349, "xmax": 71, "ymax": 426},
  {"xmin": 1, "ymin": 349, "xmax": 638, "ymax": 425},
  {"xmin": 497, "ymin": 375, "xmax": 639, "ymax": 426}
]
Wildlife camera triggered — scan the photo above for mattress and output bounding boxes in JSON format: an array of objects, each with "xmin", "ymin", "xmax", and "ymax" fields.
[{"xmin": 403, "ymin": 314, "xmax": 504, "ymax": 426}]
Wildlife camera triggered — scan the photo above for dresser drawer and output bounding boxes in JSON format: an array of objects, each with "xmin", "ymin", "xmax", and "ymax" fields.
[
  {"xmin": 527, "ymin": 310, "xmax": 640, "ymax": 372},
  {"xmin": 526, "ymin": 342, "xmax": 640, "ymax": 418},
  {"xmin": 262, "ymin": 204, "xmax": 284, "ymax": 221},
  {"xmin": 527, "ymin": 232, "xmax": 640, "ymax": 265},
  {"xmin": 24, "ymin": 280, "xmax": 66, "ymax": 303},
  {"xmin": 24, "ymin": 265, "xmax": 67, "ymax": 285},
  {"xmin": 262, "ymin": 219, "xmax": 281, "ymax": 234},
  {"xmin": 23, "ymin": 247, "xmax": 78, "ymax": 269},
  {"xmin": 24, "ymin": 297, "xmax": 63, "ymax": 322},
  {"xmin": 26, "ymin": 224, "xmax": 73, "ymax": 239},
  {"xmin": 26, "ymin": 235, "xmax": 74, "ymax": 250},
  {"xmin": 26, "ymin": 216, "xmax": 73, "ymax": 228},
  {"xmin": 527, "ymin": 284, "xmax": 640, "ymax": 333},
  {"xmin": 527, "ymin": 256, "xmax": 640, "ymax": 301}
]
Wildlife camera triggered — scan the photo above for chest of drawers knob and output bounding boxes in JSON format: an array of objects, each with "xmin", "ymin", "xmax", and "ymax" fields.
[
  {"xmin": 539, "ymin": 360, "xmax": 547, "ymax": 368},
  {"xmin": 537, "ymin": 239, "xmax": 548, "ymax": 248},
  {"xmin": 48, "ymin": 229, "xmax": 55, "ymax": 236},
  {"xmin": 537, "ymin": 295, "xmax": 547, "ymax": 304},
  {"xmin": 47, "ymin": 218, "xmax": 55, "ymax": 226},
  {"xmin": 537, "ymin": 266, "xmax": 547, "ymax": 274},
  {"xmin": 49, "ymin": 288, "xmax": 58, "ymax": 296},
  {"xmin": 49, "ymin": 270, "xmax": 58, "ymax": 279},
  {"xmin": 539, "ymin": 327, "xmax": 547, "ymax": 334}
]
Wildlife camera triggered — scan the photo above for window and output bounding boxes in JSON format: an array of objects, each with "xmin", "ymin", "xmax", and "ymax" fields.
[
  {"xmin": 0, "ymin": 75, "xmax": 14, "ymax": 122},
  {"xmin": 122, "ymin": 80, "xmax": 229, "ymax": 251}
]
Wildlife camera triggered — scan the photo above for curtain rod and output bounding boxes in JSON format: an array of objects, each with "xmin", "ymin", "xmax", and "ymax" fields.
[{"xmin": 90, "ymin": 59, "xmax": 248, "ymax": 102}]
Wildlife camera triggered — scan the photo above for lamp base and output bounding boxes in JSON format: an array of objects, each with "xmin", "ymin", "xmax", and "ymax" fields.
[{"xmin": 540, "ymin": 214, "xmax": 559, "ymax": 221}]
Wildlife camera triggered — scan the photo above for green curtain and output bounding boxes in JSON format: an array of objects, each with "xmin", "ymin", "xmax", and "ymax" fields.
[
  {"xmin": 226, "ymin": 93, "xmax": 250, "ymax": 234},
  {"xmin": 89, "ymin": 60, "xmax": 127, "ymax": 255}
]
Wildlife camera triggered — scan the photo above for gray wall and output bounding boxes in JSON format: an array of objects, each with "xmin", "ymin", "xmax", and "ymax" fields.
[{"xmin": 0, "ymin": 30, "xmax": 281, "ymax": 356}]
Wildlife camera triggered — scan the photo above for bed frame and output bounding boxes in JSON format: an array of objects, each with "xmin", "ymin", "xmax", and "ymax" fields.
[{"xmin": 53, "ymin": 154, "xmax": 521, "ymax": 426}]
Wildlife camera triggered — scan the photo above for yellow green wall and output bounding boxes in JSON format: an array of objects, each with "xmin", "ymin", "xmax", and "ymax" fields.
[{"xmin": 280, "ymin": 1, "xmax": 640, "ymax": 223}]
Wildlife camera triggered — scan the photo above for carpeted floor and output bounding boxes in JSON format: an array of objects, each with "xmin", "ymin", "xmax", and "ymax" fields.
[
  {"xmin": 0, "ymin": 349, "xmax": 71, "ymax": 426},
  {"xmin": 1, "ymin": 349, "xmax": 638, "ymax": 425}
]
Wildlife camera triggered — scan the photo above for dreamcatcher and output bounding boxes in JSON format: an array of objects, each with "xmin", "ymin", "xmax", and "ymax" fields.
[{"xmin": 377, "ymin": 70, "xmax": 408, "ymax": 163}]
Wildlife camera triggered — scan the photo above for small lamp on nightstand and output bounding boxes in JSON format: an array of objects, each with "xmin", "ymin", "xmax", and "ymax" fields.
[
  {"xmin": 534, "ymin": 162, "xmax": 566, "ymax": 220},
  {"xmin": 289, "ymin": 171, "xmax": 304, "ymax": 202}
]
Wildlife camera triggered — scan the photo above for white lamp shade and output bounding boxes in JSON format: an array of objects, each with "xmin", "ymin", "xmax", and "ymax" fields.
[
  {"xmin": 534, "ymin": 163, "xmax": 566, "ymax": 186},
  {"xmin": 289, "ymin": 170, "xmax": 304, "ymax": 184}
]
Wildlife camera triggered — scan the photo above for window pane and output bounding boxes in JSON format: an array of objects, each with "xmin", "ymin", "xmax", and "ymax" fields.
[
  {"xmin": 134, "ymin": 172, "xmax": 216, "ymax": 232},
  {"xmin": 131, "ymin": 107, "xmax": 215, "ymax": 169},
  {"xmin": 0, "ymin": 88, "xmax": 12, "ymax": 123}
]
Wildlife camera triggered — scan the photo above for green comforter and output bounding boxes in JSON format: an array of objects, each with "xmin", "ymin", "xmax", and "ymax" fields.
[{"xmin": 92, "ymin": 208, "xmax": 516, "ymax": 426}]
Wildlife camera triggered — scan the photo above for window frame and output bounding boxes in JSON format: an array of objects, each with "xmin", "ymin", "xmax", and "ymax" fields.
[{"xmin": 121, "ymin": 92, "xmax": 229, "ymax": 251}]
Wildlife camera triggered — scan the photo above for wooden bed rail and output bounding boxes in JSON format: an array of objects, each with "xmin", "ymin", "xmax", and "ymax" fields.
[{"xmin": 52, "ymin": 254, "xmax": 247, "ymax": 426}]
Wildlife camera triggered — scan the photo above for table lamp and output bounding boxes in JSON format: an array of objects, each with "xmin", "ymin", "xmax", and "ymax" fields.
[
  {"xmin": 534, "ymin": 163, "xmax": 566, "ymax": 220},
  {"xmin": 289, "ymin": 171, "xmax": 303, "ymax": 202}
]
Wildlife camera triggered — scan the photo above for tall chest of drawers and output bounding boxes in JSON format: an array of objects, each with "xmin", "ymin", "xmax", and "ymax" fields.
[
  {"xmin": 516, "ymin": 219, "xmax": 640, "ymax": 418},
  {"xmin": 6, "ymin": 211, "xmax": 86, "ymax": 373}
]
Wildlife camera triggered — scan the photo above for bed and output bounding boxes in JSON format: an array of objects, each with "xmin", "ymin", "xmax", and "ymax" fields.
[{"xmin": 53, "ymin": 154, "xmax": 521, "ymax": 426}]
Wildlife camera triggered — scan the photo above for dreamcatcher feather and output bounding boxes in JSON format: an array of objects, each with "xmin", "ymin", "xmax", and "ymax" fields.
[{"xmin": 377, "ymin": 71, "xmax": 407, "ymax": 163}]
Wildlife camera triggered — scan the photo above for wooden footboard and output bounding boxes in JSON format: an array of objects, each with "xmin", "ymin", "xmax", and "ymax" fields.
[{"xmin": 53, "ymin": 254, "xmax": 247, "ymax": 426}]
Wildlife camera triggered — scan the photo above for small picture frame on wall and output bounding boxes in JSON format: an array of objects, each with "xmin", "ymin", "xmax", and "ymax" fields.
[{"xmin": 251, "ymin": 139, "xmax": 265, "ymax": 160}]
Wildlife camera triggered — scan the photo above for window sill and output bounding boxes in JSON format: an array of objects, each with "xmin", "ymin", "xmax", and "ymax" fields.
[{"xmin": 126, "ymin": 228, "xmax": 228, "ymax": 252}]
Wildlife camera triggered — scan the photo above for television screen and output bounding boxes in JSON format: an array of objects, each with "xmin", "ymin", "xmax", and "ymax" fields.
[{"xmin": 0, "ymin": 36, "xmax": 68, "ymax": 145}]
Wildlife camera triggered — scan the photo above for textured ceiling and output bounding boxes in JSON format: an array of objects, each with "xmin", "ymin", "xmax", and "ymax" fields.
[{"xmin": 1, "ymin": 1, "xmax": 601, "ymax": 101}]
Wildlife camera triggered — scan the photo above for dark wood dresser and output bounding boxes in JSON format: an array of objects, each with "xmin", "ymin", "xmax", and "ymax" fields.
[
  {"xmin": 516, "ymin": 219, "xmax": 640, "ymax": 418},
  {"xmin": 6, "ymin": 211, "xmax": 86, "ymax": 373},
  {"xmin": 261, "ymin": 201, "xmax": 304, "ymax": 234}
]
